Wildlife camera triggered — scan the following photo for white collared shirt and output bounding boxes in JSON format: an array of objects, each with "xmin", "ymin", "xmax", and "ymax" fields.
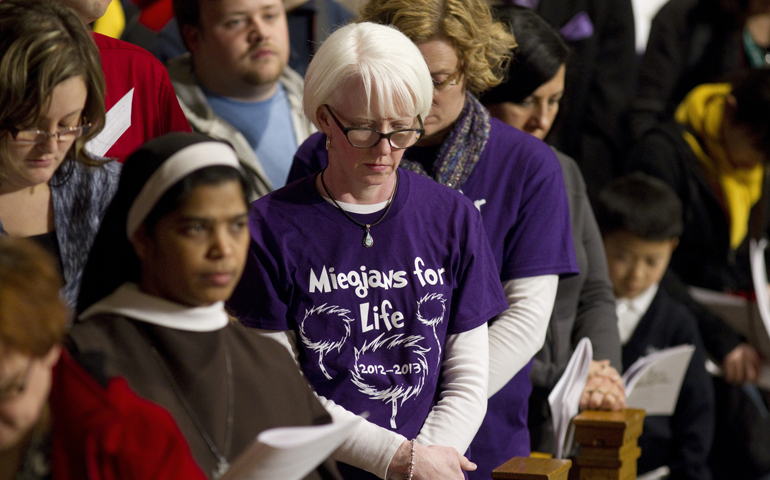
[{"xmin": 616, "ymin": 283, "xmax": 659, "ymax": 345}]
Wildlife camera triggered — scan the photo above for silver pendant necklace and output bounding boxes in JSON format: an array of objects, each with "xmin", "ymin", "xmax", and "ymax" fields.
[
  {"xmin": 320, "ymin": 168, "xmax": 398, "ymax": 248},
  {"xmin": 140, "ymin": 327, "xmax": 234, "ymax": 480}
]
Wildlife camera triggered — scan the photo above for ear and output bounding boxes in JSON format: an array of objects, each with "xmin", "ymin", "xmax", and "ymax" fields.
[
  {"xmin": 669, "ymin": 237, "xmax": 680, "ymax": 252},
  {"xmin": 183, "ymin": 24, "xmax": 203, "ymax": 55},
  {"xmin": 316, "ymin": 105, "xmax": 333, "ymax": 136},
  {"xmin": 42, "ymin": 345, "xmax": 62, "ymax": 369},
  {"xmin": 130, "ymin": 224, "xmax": 153, "ymax": 263}
]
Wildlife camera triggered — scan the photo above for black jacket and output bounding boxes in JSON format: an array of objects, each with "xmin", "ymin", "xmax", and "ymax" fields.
[
  {"xmin": 623, "ymin": 287, "xmax": 714, "ymax": 480},
  {"xmin": 535, "ymin": 0, "xmax": 637, "ymax": 198},
  {"xmin": 630, "ymin": 0, "xmax": 747, "ymax": 138}
]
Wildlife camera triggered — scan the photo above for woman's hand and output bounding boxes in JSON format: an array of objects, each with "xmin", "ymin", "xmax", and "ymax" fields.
[
  {"xmin": 387, "ymin": 440, "xmax": 476, "ymax": 480},
  {"xmin": 579, "ymin": 360, "xmax": 626, "ymax": 411}
]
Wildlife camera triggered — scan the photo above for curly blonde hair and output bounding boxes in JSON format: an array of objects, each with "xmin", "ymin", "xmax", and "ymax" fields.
[{"xmin": 358, "ymin": 0, "xmax": 516, "ymax": 96}]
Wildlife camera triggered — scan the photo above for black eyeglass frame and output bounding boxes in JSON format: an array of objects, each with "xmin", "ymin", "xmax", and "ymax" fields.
[{"xmin": 324, "ymin": 105, "xmax": 425, "ymax": 150}]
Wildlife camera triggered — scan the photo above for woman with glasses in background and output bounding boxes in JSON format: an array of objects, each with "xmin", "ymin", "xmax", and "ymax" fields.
[
  {"xmin": 229, "ymin": 21, "xmax": 507, "ymax": 480},
  {"xmin": 0, "ymin": 0, "xmax": 120, "ymax": 307}
]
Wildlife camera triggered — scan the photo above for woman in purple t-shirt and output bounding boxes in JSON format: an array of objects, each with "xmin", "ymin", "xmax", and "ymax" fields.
[
  {"xmin": 229, "ymin": 21, "xmax": 508, "ymax": 480},
  {"xmin": 287, "ymin": 1, "xmax": 579, "ymax": 477}
]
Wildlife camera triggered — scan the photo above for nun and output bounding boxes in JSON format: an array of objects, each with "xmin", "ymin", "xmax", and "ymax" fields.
[{"xmin": 66, "ymin": 133, "xmax": 341, "ymax": 480}]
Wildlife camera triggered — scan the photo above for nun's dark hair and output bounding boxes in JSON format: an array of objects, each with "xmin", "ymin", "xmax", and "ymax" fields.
[
  {"xmin": 145, "ymin": 166, "xmax": 252, "ymax": 236},
  {"xmin": 76, "ymin": 133, "xmax": 251, "ymax": 314},
  {"xmin": 480, "ymin": 5, "xmax": 570, "ymax": 105}
]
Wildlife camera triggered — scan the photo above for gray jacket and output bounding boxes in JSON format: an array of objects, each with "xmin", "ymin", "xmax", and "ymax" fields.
[
  {"xmin": 529, "ymin": 149, "xmax": 622, "ymax": 453},
  {"xmin": 167, "ymin": 53, "xmax": 315, "ymax": 198},
  {"xmin": 0, "ymin": 159, "xmax": 121, "ymax": 307}
]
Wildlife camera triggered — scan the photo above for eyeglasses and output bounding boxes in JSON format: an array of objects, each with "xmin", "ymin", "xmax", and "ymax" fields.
[
  {"xmin": 7, "ymin": 124, "xmax": 92, "ymax": 145},
  {"xmin": 0, "ymin": 361, "xmax": 33, "ymax": 403},
  {"xmin": 324, "ymin": 105, "xmax": 424, "ymax": 149},
  {"xmin": 432, "ymin": 67, "xmax": 463, "ymax": 92}
]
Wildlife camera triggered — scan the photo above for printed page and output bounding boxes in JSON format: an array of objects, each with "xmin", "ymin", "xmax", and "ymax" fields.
[
  {"xmin": 623, "ymin": 345, "xmax": 695, "ymax": 415},
  {"xmin": 220, "ymin": 416, "xmax": 357, "ymax": 480},
  {"xmin": 548, "ymin": 337, "xmax": 592, "ymax": 458}
]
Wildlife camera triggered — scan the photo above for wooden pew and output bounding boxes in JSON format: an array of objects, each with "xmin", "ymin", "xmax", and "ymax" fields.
[{"xmin": 492, "ymin": 409, "xmax": 646, "ymax": 480}]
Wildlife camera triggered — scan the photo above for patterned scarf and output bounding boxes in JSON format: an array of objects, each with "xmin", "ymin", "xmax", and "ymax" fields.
[
  {"xmin": 675, "ymin": 83, "xmax": 764, "ymax": 249},
  {"xmin": 400, "ymin": 93, "xmax": 491, "ymax": 190}
]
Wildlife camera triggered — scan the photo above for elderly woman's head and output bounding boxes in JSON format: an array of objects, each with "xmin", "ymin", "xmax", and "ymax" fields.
[
  {"xmin": 303, "ymin": 22, "xmax": 432, "ymax": 192},
  {"xmin": 0, "ymin": 237, "xmax": 67, "ymax": 451},
  {"xmin": 481, "ymin": 6, "xmax": 570, "ymax": 140},
  {"xmin": 0, "ymin": 0, "xmax": 105, "ymax": 188},
  {"xmin": 303, "ymin": 22, "xmax": 433, "ymax": 128},
  {"xmin": 358, "ymin": 0, "xmax": 515, "ymax": 140}
]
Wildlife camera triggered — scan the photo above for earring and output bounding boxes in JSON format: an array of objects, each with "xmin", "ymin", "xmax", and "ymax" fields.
[{"xmin": 326, "ymin": 136, "xmax": 331, "ymax": 151}]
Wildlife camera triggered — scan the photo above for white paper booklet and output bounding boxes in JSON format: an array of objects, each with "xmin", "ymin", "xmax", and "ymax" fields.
[
  {"xmin": 623, "ymin": 344, "xmax": 695, "ymax": 415},
  {"xmin": 749, "ymin": 238, "xmax": 770, "ymax": 358},
  {"xmin": 549, "ymin": 337, "xmax": 592, "ymax": 459},
  {"xmin": 219, "ymin": 416, "xmax": 356, "ymax": 480}
]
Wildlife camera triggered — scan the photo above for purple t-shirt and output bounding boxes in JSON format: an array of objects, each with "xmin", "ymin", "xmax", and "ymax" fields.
[
  {"xmin": 288, "ymin": 119, "xmax": 578, "ymax": 475},
  {"xmin": 288, "ymin": 118, "xmax": 577, "ymax": 283},
  {"xmin": 228, "ymin": 170, "xmax": 507, "ymax": 477}
]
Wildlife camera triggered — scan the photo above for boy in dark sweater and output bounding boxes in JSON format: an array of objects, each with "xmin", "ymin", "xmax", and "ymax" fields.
[{"xmin": 595, "ymin": 173, "xmax": 715, "ymax": 480}]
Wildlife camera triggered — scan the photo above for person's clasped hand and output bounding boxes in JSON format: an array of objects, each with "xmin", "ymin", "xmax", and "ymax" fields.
[
  {"xmin": 722, "ymin": 342, "xmax": 761, "ymax": 385},
  {"xmin": 388, "ymin": 440, "xmax": 475, "ymax": 480},
  {"xmin": 579, "ymin": 359, "xmax": 627, "ymax": 411}
]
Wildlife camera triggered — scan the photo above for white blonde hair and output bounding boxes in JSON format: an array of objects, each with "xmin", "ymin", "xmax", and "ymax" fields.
[{"xmin": 303, "ymin": 22, "xmax": 433, "ymax": 127}]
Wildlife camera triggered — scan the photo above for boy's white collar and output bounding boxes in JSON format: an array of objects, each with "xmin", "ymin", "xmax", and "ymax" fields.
[{"xmin": 616, "ymin": 283, "xmax": 659, "ymax": 344}]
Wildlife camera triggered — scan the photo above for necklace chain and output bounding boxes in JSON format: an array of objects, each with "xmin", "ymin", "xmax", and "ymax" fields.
[
  {"xmin": 320, "ymin": 168, "xmax": 398, "ymax": 248},
  {"xmin": 140, "ymin": 326, "xmax": 234, "ymax": 480}
]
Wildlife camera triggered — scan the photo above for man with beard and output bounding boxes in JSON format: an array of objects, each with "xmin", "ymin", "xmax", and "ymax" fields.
[{"xmin": 168, "ymin": 0, "xmax": 316, "ymax": 196}]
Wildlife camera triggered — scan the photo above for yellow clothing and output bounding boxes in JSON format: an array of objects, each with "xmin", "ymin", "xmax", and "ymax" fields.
[
  {"xmin": 675, "ymin": 83, "xmax": 764, "ymax": 249},
  {"xmin": 92, "ymin": 0, "xmax": 126, "ymax": 39}
]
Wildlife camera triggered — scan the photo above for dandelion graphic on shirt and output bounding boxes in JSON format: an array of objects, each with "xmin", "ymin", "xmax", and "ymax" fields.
[
  {"xmin": 351, "ymin": 332, "xmax": 430, "ymax": 428},
  {"xmin": 299, "ymin": 304, "xmax": 354, "ymax": 380},
  {"xmin": 416, "ymin": 293, "xmax": 446, "ymax": 368}
]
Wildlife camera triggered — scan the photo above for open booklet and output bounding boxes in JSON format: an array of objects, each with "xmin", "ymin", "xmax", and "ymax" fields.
[
  {"xmin": 219, "ymin": 416, "xmax": 357, "ymax": 480},
  {"xmin": 688, "ymin": 238, "xmax": 770, "ymax": 388},
  {"xmin": 623, "ymin": 344, "xmax": 695, "ymax": 415},
  {"xmin": 549, "ymin": 336, "xmax": 592, "ymax": 459}
]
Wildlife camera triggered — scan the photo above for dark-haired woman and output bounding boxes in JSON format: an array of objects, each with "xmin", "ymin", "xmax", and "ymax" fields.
[
  {"xmin": 478, "ymin": 6, "xmax": 625, "ymax": 458},
  {"xmin": 0, "ymin": 0, "xmax": 120, "ymax": 307},
  {"xmin": 67, "ymin": 133, "xmax": 341, "ymax": 480}
]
